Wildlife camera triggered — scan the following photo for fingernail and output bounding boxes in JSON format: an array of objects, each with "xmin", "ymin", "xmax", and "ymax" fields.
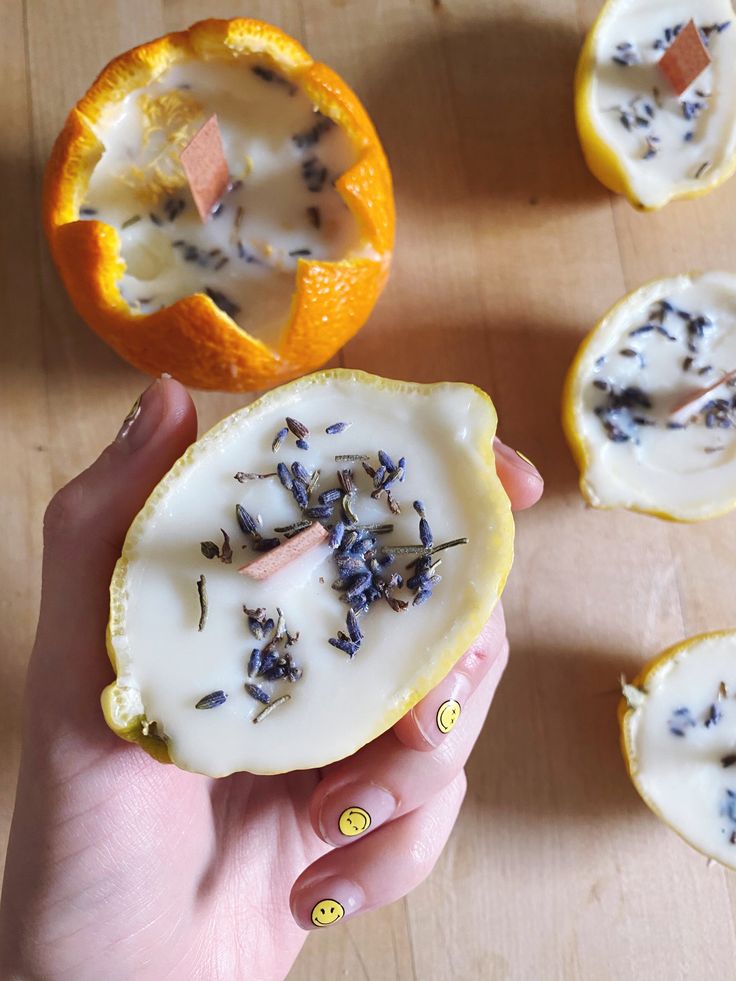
[
  {"xmin": 294, "ymin": 876, "xmax": 365, "ymax": 930},
  {"xmin": 493, "ymin": 437, "xmax": 540, "ymax": 477},
  {"xmin": 116, "ymin": 380, "xmax": 166, "ymax": 451},
  {"xmin": 318, "ymin": 783, "xmax": 397, "ymax": 846},
  {"xmin": 410, "ymin": 672, "xmax": 472, "ymax": 749}
]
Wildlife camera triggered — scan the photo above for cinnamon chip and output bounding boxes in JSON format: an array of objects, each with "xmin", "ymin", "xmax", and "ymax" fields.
[
  {"xmin": 658, "ymin": 21, "xmax": 711, "ymax": 96},
  {"xmin": 238, "ymin": 523, "xmax": 330, "ymax": 580},
  {"xmin": 180, "ymin": 114, "xmax": 230, "ymax": 222}
]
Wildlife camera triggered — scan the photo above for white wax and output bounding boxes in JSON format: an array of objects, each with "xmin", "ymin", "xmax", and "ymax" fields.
[
  {"xmin": 626, "ymin": 634, "xmax": 736, "ymax": 869},
  {"xmin": 80, "ymin": 59, "xmax": 365, "ymax": 346},
  {"xmin": 588, "ymin": 0, "xmax": 736, "ymax": 207},
  {"xmin": 108, "ymin": 376, "xmax": 512, "ymax": 776},
  {"xmin": 572, "ymin": 272, "xmax": 736, "ymax": 519}
]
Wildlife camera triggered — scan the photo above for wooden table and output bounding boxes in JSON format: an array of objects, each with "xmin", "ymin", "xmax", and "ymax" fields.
[{"xmin": 3, "ymin": 1, "xmax": 736, "ymax": 977}]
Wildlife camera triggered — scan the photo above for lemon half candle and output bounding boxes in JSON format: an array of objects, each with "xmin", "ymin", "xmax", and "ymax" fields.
[
  {"xmin": 621, "ymin": 631, "xmax": 736, "ymax": 870},
  {"xmin": 575, "ymin": 0, "xmax": 736, "ymax": 208},
  {"xmin": 563, "ymin": 272, "xmax": 736, "ymax": 520},
  {"xmin": 104, "ymin": 371, "xmax": 514, "ymax": 777}
]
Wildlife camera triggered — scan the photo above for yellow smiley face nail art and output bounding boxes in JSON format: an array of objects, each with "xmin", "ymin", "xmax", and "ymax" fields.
[
  {"xmin": 311, "ymin": 898, "xmax": 345, "ymax": 927},
  {"xmin": 436, "ymin": 698, "xmax": 461, "ymax": 734},
  {"xmin": 338, "ymin": 805, "xmax": 372, "ymax": 837}
]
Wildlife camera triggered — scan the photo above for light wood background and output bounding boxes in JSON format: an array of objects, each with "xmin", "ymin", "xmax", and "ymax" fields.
[{"xmin": 3, "ymin": 0, "xmax": 736, "ymax": 978}]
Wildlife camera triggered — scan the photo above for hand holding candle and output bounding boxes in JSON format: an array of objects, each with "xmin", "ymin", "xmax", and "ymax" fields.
[{"xmin": 0, "ymin": 377, "xmax": 541, "ymax": 977}]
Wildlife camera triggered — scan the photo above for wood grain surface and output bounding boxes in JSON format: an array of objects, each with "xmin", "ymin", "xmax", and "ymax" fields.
[{"xmin": 3, "ymin": 1, "xmax": 736, "ymax": 978}]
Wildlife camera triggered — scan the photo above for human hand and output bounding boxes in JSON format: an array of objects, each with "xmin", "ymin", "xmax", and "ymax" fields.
[{"xmin": 0, "ymin": 377, "xmax": 542, "ymax": 981}]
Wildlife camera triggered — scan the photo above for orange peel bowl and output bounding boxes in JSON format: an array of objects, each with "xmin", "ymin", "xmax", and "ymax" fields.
[{"xmin": 43, "ymin": 18, "xmax": 395, "ymax": 392}]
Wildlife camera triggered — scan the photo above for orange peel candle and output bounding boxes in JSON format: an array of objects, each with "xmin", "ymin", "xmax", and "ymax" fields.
[{"xmin": 44, "ymin": 19, "xmax": 394, "ymax": 391}]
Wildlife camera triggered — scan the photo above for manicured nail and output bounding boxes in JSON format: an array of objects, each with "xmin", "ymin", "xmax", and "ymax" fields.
[
  {"xmin": 116, "ymin": 380, "xmax": 165, "ymax": 451},
  {"xmin": 410, "ymin": 671, "xmax": 472, "ymax": 749},
  {"xmin": 493, "ymin": 437, "xmax": 540, "ymax": 477},
  {"xmin": 294, "ymin": 876, "xmax": 365, "ymax": 930},
  {"xmin": 318, "ymin": 783, "xmax": 397, "ymax": 846}
]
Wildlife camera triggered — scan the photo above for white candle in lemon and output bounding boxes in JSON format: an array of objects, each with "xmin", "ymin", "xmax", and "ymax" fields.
[
  {"xmin": 582, "ymin": 0, "xmax": 736, "ymax": 208},
  {"xmin": 564, "ymin": 271, "xmax": 736, "ymax": 520},
  {"xmin": 621, "ymin": 632, "xmax": 736, "ymax": 871},
  {"xmin": 104, "ymin": 371, "xmax": 514, "ymax": 777},
  {"xmin": 79, "ymin": 59, "xmax": 366, "ymax": 347}
]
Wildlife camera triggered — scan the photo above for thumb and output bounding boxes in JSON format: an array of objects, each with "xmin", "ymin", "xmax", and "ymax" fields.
[{"xmin": 29, "ymin": 376, "xmax": 198, "ymax": 738}]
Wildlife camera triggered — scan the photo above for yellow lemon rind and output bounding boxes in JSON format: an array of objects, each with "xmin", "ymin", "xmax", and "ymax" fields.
[
  {"xmin": 562, "ymin": 270, "xmax": 736, "ymax": 522},
  {"xmin": 103, "ymin": 368, "xmax": 514, "ymax": 775},
  {"xmin": 574, "ymin": 2, "xmax": 736, "ymax": 210},
  {"xmin": 619, "ymin": 629, "xmax": 736, "ymax": 870}
]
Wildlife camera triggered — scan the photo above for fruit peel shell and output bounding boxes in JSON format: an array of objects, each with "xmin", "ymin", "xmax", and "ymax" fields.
[
  {"xmin": 44, "ymin": 18, "xmax": 395, "ymax": 392},
  {"xmin": 103, "ymin": 369, "xmax": 515, "ymax": 774}
]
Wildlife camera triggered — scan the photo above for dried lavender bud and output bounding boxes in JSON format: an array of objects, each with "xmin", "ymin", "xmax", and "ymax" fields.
[
  {"xmin": 286, "ymin": 416, "xmax": 309, "ymax": 440},
  {"xmin": 378, "ymin": 450, "xmax": 396, "ymax": 471},
  {"xmin": 296, "ymin": 438, "xmax": 310, "ymax": 451},
  {"xmin": 419, "ymin": 517, "xmax": 433, "ymax": 549},
  {"xmin": 346, "ymin": 609, "xmax": 363, "ymax": 643},
  {"xmin": 362, "ymin": 461, "xmax": 377, "ymax": 479},
  {"xmin": 195, "ymin": 690, "xmax": 226, "ymax": 710},
  {"xmin": 413, "ymin": 500, "xmax": 426, "ymax": 516},
  {"xmin": 305, "ymin": 505, "xmax": 333, "ymax": 520},
  {"xmin": 329, "ymin": 522, "xmax": 345, "ymax": 550},
  {"xmin": 346, "ymin": 573, "xmax": 372, "ymax": 599},
  {"xmin": 292, "ymin": 480, "xmax": 309, "ymax": 508},
  {"xmin": 705, "ymin": 703, "xmax": 722, "ymax": 727},
  {"xmin": 319, "ymin": 488, "xmax": 343, "ymax": 505},
  {"xmin": 248, "ymin": 649, "xmax": 262, "ymax": 677},
  {"xmin": 272, "ymin": 427, "xmax": 288, "ymax": 453},
  {"xmin": 329, "ymin": 636, "xmax": 359, "ymax": 658},
  {"xmin": 277, "ymin": 462, "xmax": 293, "ymax": 491},
  {"xmin": 236, "ymin": 505, "xmax": 258, "ymax": 537},
  {"xmin": 326, "ymin": 422, "xmax": 350, "ymax": 435},
  {"xmin": 253, "ymin": 537, "xmax": 281, "ymax": 552},
  {"xmin": 200, "ymin": 541, "xmax": 220, "ymax": 560},
  {"xmin": 413, "ymin": 588, "xmax": 433, "ymax": 606},
  {"xmin": 245, "ymin": 683, "xmax": 271, "ymax": 705},
  {"xmin": 249, "ymin": 617, "xmax": 266, "ymax": 639}
]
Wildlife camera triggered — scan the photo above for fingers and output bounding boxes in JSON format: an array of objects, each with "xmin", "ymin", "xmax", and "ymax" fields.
[
  {"xmin": 31, "ymin": 377, "xmax": 197, "ymax": 730},
  {"xmin": 393, "ymin": 602, "xmax": 508, "ymax": 752},
  {"xmin": 307, "ymin": 636, "xmax": 507, "ymax": 848},
  {"xmin": 291, "ymin": 770, "xmax": 467, "ymax": 930},
  {"xmin": 493, "ymin": 437, "xmax": 543, "ymax": 510}
]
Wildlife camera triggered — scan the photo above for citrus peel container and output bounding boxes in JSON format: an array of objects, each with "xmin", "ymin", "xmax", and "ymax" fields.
[
  {"xmin": 620, "ymin": 631, "xmax": 736, "ymax": 870},
  {"xmin": 44, "ymin": 19, "xmax": 394, "ymax": 391},
  {"xmin": 104, "ymin": 369, "xmax": 514, "ymax": 776},
  {"xmin": 563, "ymin": 271, "xmax": 736, "ymax": 521},
  {"xmin": 575, "ymin": 0, "xmax": 736, "ymax": 209}
]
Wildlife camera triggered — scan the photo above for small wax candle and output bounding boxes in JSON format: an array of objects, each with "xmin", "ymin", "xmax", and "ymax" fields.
[
  {"xmin": 103, "ymin": 370, "xmax": 514, "ymax": 777},
  {"xmin": 44, "ymin": 19, "xmax": 394, "ymax": 392},
  {"xmin": 78, "ymin": 58, "xmax": 363, "ymax": 346},
  {"xmin": 621, "ymin": 631, "xmax": 736, "ymax": 871},
  {"xmin": 564, "ymin": 272, "xmax": 736, "ymax": 521},
  {"xmin": 576, "ymin": 0, "xmax": 736, "ymax": 208}
]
